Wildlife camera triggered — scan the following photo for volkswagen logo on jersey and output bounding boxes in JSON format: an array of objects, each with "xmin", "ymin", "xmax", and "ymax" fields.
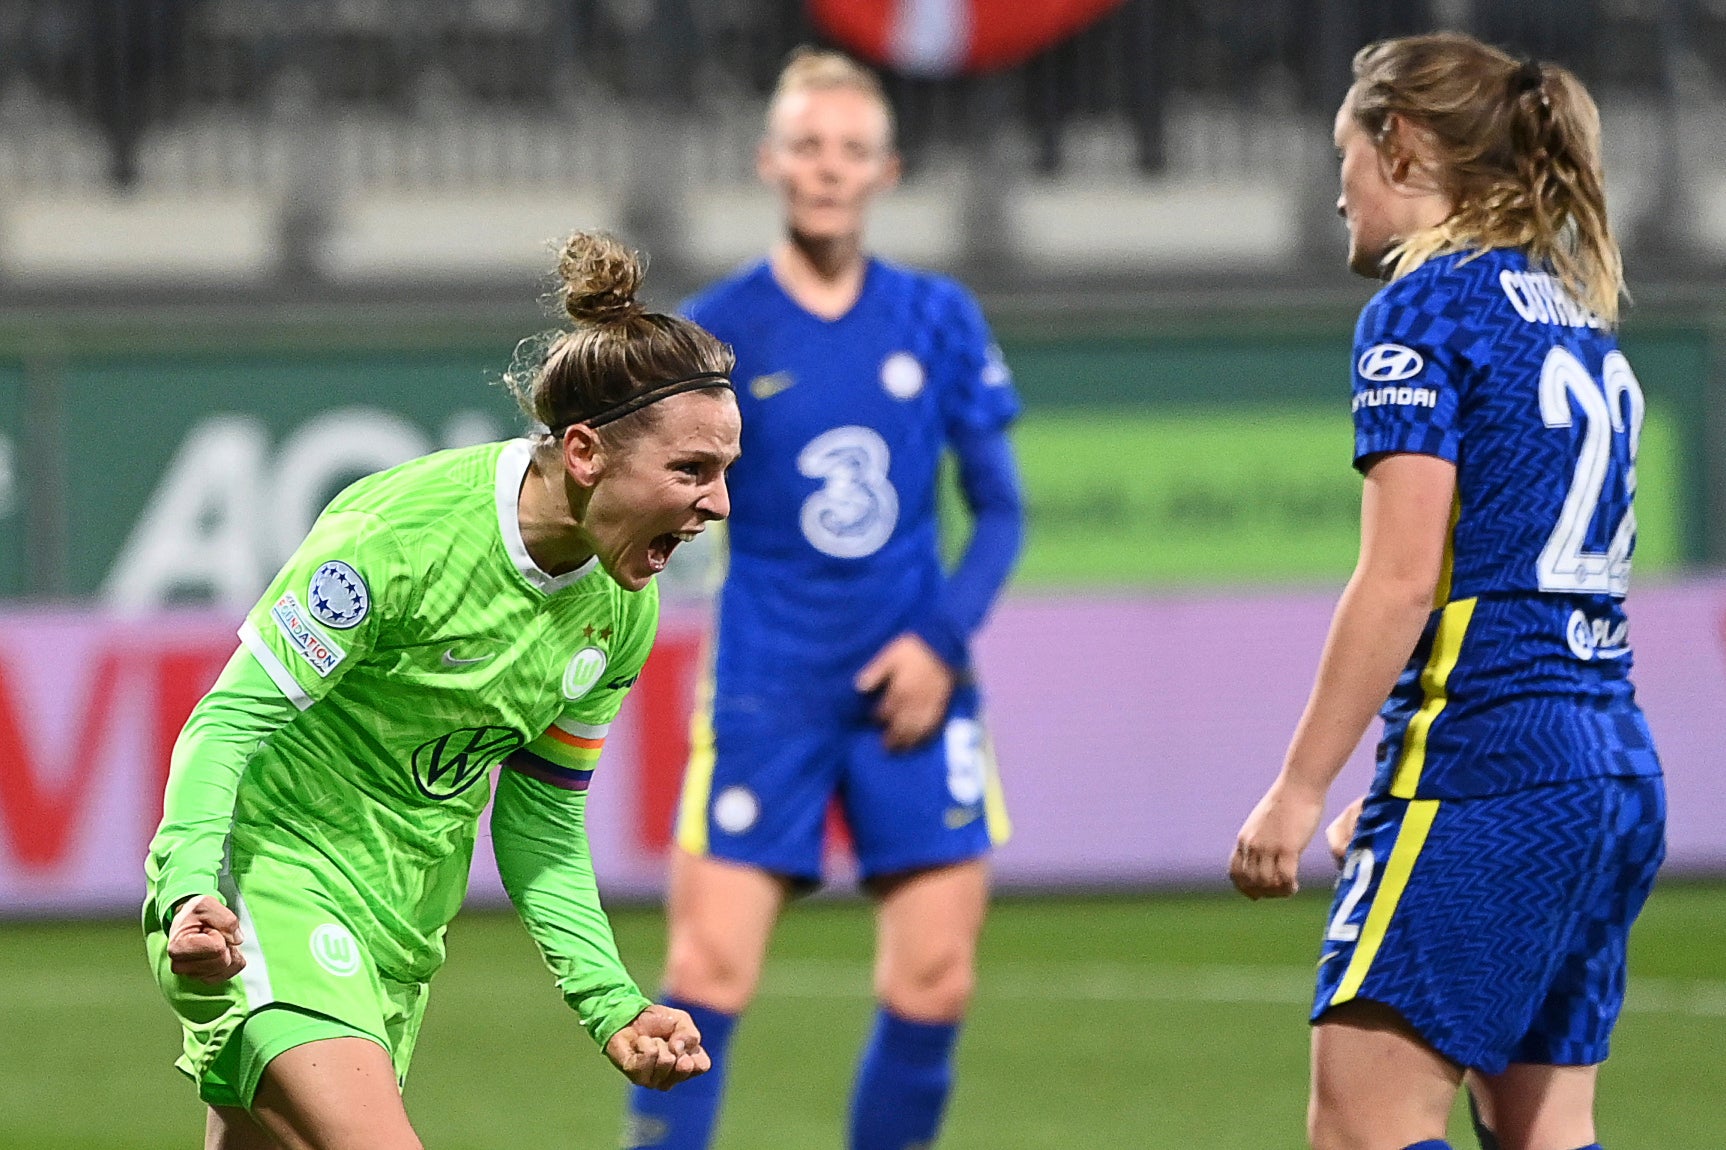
[
  {"xmin": 308, "ymin": 560, "xmax": 369, "ymax": 629},
  {"xmin": 1357, "ymin": 343, "xmax": 1426, "ymax": 382},
  {"xmin": 411, "ymin": 726, "xmax": 524, "ymax": 800},
  {"xmin": 561, "ymin": 646, "xmax": 609, "ymax": 701},
  {"xmin": 880, "ymin": 351, "xmax": 926, "ymax": 399}
]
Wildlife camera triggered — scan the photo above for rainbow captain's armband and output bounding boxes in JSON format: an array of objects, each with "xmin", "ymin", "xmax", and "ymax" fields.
[{"xmin": 504, "ymin": 717, "xmax": 608, "ymax": 791}]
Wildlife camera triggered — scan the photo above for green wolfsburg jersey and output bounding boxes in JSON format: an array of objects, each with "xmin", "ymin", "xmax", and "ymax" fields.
[{"xmin": 148, "ymin": 439, "xmax": 657, "ymax": 986}]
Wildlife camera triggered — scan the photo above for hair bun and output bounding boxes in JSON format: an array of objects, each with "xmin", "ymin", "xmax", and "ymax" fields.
[
  {"xmin": 557, "ymin": 231, "xmax": 646, "ymax": 326},
  {"xmin": 1513, "ymin": 57, "xmax": 1545, "ymax": 93}
]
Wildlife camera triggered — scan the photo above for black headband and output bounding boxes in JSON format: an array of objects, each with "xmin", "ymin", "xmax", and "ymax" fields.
[{"xmin": 549, "ymin": 371, "xmax": 734, "ymax": 435}]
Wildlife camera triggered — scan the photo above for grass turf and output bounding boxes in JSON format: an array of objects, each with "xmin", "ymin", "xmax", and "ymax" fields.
[{"xmin": 1, "ymin": 883, "xmax": 1721, "ymax": 1149}]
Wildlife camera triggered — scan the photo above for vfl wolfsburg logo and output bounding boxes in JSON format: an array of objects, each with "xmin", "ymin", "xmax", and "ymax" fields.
[
  {"xmin": 561, "ymin": 646, "xmax": 609, "ymax": 701},
  {"xmin": 309, "ymin": 922, "xmax": 363, "ymax": 978},
  {"xmin": 411, "ymin": 726, "xmax": 524, "ymax": 800}
]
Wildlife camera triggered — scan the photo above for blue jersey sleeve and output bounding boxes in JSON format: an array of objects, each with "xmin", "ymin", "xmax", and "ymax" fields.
[
  {"xmin": 1350, "ymin": 274, "xmax": 1472, "ymax": 470},
  {"xmin": 935, "ymin": 284, "xmax": 1021, "ymax": 438},
  {"xmin": 907, "ymin": 424, "xmax": 1023, "ymax": 670}
]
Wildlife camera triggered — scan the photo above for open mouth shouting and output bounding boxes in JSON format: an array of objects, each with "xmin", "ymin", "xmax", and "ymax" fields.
[{"xmin": 645, "ymin": 528, "xmax": 702, "ymax": 574}]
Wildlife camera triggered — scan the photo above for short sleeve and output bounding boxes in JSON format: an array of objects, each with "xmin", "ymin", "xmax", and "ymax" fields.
[
  {"xmin": 238, "ymin": 509, "xmax": 414, "ymax": 710},
  {"xmin": 936, "ymin": 283, "xmax": 1021, "ymax": 439},
  {"xmin": 1350, "ymin": 278, "xmax": 1471, "ymax": 471},
  {"xmin": 504, "ymin": 581, "xmax": 660, "ymax": 793}
]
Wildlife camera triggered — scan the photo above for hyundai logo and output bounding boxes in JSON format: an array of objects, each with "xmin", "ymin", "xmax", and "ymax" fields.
[{"xmin": 1357, "ymin": 343, "xmax": 1425, "ymax": 382}]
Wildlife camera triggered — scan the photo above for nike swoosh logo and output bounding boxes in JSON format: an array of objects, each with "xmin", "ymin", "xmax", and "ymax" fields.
[
  {"xmin": 441, "ymin": 649, "xmax": 492, "ymax": 667},
  {"xmin": 1316, "ymin": 951, "xmax": 1341, "ymax": 969},
  {"xmin": 944, "ymin": 806, "xmax": 981, "ymax": 829},
  {"xmin": 749, "ymin": 372, "xmax": 795, "ymax": 400}
]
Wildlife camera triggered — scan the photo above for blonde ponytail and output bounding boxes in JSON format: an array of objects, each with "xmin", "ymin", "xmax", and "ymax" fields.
[{"xmin": 1352, "ymin": 33, "xmax": 1625, "ymax": 325}]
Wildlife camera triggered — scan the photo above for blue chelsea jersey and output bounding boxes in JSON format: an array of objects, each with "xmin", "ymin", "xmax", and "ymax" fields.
[
  {"xmin": 1353, "ymin": 248, "xmax": 1660, "ymax": 798},
  {"xmin": 685, "ymin": 258, "xmax": 1021, "ymax": 705}
]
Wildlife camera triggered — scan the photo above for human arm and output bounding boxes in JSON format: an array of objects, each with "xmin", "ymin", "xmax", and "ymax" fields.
[
  {"xmin": 858, "ymin": 421, "xmax": 1025, "ymax": 750},
  {"xmin": 907, "ymin": 424, "xmax": 1025, "ymax": 670},
  {"xmin": 491, "ymin": 767, "xmax": 708, "ymax": 1087},
  {"xmin": 146, "ymin": 508, "xmax": 408, "ymax": 970},
  {"xmin": 144, "ymin": 647, "xmax": 301, "ymax": 980},
  {"xmin": 1325, "ymin": 794, "xmax": 1368, "ymax": 866},
  {"xmin": 1230, "ymin": 452, "xmax": 1456, "ymax": 899}
]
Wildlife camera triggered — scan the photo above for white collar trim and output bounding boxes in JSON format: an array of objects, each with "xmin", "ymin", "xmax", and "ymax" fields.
[{"xmin": 495, "ymin": 439, "xmax": 597, "ymax": 595}]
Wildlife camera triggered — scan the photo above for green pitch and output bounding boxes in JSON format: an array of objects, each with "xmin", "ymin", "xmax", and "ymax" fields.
[{"xmin": 2, "ymin": 884, "xmax": 1721, "ymax": 1149}]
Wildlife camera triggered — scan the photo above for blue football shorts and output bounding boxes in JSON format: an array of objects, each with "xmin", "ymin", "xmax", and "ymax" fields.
[
  {"xmin": 1312, "ymin": 773, "xmax": 1665, "ymax": 1073},
  {"xmin": 673, "ymin": 683, "xmax": 1010, "ymax": 885}
]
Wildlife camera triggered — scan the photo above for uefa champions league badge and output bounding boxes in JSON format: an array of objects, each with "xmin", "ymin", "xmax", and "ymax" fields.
[{"xmin": 308, "ymin": 561, "xmax": 369, "ymax": 629}]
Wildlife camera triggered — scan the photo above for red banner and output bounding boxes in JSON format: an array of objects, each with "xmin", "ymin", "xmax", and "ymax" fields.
[
  {"xmin": 0, "ymin": 612, "xmax": 703, "ymax": 911},
  {"xmin": 809, "ymin": 0, "xmax": 1126, "ymax": 77}
]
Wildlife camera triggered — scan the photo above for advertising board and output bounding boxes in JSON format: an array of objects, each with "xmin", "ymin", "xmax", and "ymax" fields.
[
  {"xmin": 0, "ymin": 323, "xmax": 1704, "ymax": 603},
  {"xmin": 3, "ymin": 581, "xmax": 1721, "ymax": 915}
]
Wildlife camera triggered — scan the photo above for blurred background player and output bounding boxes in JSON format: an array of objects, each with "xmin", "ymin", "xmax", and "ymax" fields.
[
  {"xmin": 623, "ymin": 48, "xmax": 1025, "ymax": 1150},
  {"xmin": 1231, "ymin": 32, "xmax": 1664, "ymax": 1150},
  {"xmin": 145, "ymin": 232, "xmax": 734, "ymax": 1149}
]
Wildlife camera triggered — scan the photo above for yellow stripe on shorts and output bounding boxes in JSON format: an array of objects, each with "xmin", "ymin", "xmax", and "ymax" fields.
[
  {"xmin": 674, "ymin": 668, "xmax": 717, "ymax": 856},
  {"xmin": 1329, "ymin": 797, "xmax": 1440, "ymax": 1007},
  {"xmin": 981, "ymin": 727, "xmax": 1012, "ymax": 846}
]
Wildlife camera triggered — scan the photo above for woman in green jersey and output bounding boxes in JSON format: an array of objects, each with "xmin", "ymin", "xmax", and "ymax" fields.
[{"xmin": 145, "ymin": 231, "xmax": 741, "ymax": 1150}]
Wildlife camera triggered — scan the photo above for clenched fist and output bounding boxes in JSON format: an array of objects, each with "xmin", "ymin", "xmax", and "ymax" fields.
[
  {"xmin": 605, "ymin": 1004, "xmax": 711, "ymax": 1091},
  {"xmin": 166, "ymin": 894, "xmax": 247, "ymax": 983}
]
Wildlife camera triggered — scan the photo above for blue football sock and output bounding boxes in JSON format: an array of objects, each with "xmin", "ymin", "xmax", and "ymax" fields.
[
  {"xmin": 621, "ymin": 998, "xmax": 737, "ymax": 1149},
  {"xmin": 848, "ymin": 1008, "xmax": 961, "ymax": 1150},
  {"xmin": 1569, "ymin": 1144, "xmax": 1605, "ymax": 1150},
  {"xmin": 1400, "ymin": 1142, "xmax": 1453, "ymax": 1150}
]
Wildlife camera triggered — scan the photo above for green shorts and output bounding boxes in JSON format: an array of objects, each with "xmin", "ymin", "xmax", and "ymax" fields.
[{"xmin": 146, "ymin": 857, "xmax": 431, "ymax": 1110}]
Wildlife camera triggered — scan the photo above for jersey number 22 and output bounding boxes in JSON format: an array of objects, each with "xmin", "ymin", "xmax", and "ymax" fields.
[{"xmin": 1537, "ymin": 346, "xmax": 1644, "ymax": 597}]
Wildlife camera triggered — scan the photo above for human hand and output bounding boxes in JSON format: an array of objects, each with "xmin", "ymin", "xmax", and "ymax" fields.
[
  {"xmin": 605, "ymin": 1005, "xmax": 710, "ymax": 1091},
  {"xmin": 165, "ymin": 895, "xmax": 247, "ymax": 983},
  {"xmin": 1325, "ymin": 795, "xmax": 1366, "ymax": 866},
  {"xmin": 854, "ymin": 633, "xmax": 956, "ymax": 751},
  {"xmin": 1229, "ymin": 778, "xmax": 1327, "ymax": 900}
]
